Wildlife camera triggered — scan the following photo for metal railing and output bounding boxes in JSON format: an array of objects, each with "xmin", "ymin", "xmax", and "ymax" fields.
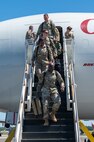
[
  {"xmin": 14, "ymin": 65, "xmax": 28, "ymax": 142},
  {"xmin": 63, "ymin": 39, "xmax": 80, "ymax": 142},
  {"xmin": 63, "ymin": 39, "xmax": 72, "ymax": 110},
  {"xmin": 14, "ymin": 41, "xmax": 35, "ymax": 142},
  {"xmin": 5, "ymin": 128, "xmax": 16, "ymax": 142},
  {"xmin": 70, "ymin": 63, "xmax": 80, "ymax": 142},
  {"xmin": 79, "ymin": 120, "xmax": 94, "ymax": 142}
]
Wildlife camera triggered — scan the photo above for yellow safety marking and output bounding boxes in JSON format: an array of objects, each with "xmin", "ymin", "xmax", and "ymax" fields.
[
  {"xmin": 5, "ymin": 128, "xmax": 16, "ymax": 142},
  {"xmin": 79, "ymin": 120, "xmax": 94, "ymax": 142}
]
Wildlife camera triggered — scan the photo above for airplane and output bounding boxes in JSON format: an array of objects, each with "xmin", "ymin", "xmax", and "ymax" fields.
[{"xmin": 0, "ymin": 13, "xmax": 94, "ymax": 123}]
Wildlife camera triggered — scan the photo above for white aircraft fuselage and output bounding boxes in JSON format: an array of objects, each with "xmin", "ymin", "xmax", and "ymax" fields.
[{"xmin": 0, "ymin": 13, "xmax": 94, "ymax": 119}]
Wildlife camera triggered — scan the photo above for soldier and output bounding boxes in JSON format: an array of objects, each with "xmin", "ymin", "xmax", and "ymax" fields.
[
  {"xmin": 25, "ymin": 25, "xmax": 36, "ymax": 45},
  {"xmin": 65, "ymin": 26, "xmax": 74, "ymax": 65},
  {"xmin": 35, "ymin": 13, "xmax": 57, "ymax": 41},
  {"xmin": 41, "ymin": 29, "xmax": 57, "ymax": 58},
  {"xmin": 54, "ymin": 27, "xmax": 62, "ymax": 57},
  {"xmin": 25, "ymin": 25, "xmax": 36, "ymax": 65},
  {"xmin": 55, "ymin": 27, "xmax": 60, "ymax": 42},
  {"xmin": 65, "ymin": 26, "xmax": 74, "ymax": 40},
  {"xmin": 32, "ymin": 38, "xmax": 53, "ymax": 83},
  {"xmin": 40, "ymin": 62, "xmax": 65, "ymax": 126}
]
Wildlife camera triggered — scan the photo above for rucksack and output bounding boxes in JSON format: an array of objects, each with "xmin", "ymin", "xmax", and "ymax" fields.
[{"xmin": 35, "ymin": 45, "xmax": 50, "ymax": 60}]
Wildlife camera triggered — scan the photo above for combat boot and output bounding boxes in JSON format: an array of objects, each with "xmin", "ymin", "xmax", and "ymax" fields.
[
  {"xmin": 50, "ymin": 112, "xmax": 57, "ymax": 122},
  {"xmin": 44, "ymin": 119, "xmax": 49, "ymax": 126}
]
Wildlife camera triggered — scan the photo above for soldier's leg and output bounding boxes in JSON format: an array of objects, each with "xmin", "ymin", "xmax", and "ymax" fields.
[
  {"xmin": 50, "ymin": 93, "xmax": 61, "ymax": 122},
  {"xmin": 35, "ymin": 63, "xmax": 42, "ymax": 94},
  {"xmin": 36, "ymin": 64, "xmax": 48, "ymax": 93},
  {"xmin": 42, "ymin": 91, "xmax": 50, "ymax": 126},
  {"xmin": 36, "ymin": 63, "xmax": 42, "ymax": 80}
]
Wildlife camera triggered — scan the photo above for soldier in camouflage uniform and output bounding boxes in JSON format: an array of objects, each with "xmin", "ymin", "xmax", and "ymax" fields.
[
  {"xmin": 25, "ymin": 25, "xmax": 36, "ymax": 43},
  {"xmin": 54, "ymin": 27, "xmax": 62, "ymax": 57},
  {"xmin": 40, "ymin": 62, "xmax": 65, "ymax": 126},
  {"xmin": 32, "ymin": 38, "xmax": 53, "ymax": 83},
  {"xmin": 41, "ymin": 29, "xmax": 57, "ymax": 58},
  {"xmin": 65, "ymin": 26, "xmax": 74, "ymax": 65},
  {"xmin": 35, "ymin": 13, "xmax": 57, "ymax": 41},
  {"xmin": 25, "ymin": 25, "xmax": 36, "ymax": 65}
]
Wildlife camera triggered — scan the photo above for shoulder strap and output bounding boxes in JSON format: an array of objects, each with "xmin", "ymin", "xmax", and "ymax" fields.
[
  {"xmin": 36, "ymin": 46, "xmax": 39, "ymax": 57},
  {"xmin": 46, "ymin": 46, "xmax": 50, "ymax": 60},
  {"xmin": 41, "ymin": 22, "xmax": 44, "ymax": 32},
  {"xmin": 55, "ymin": 70, "xmax": 58, "ymax": 77},
  {"xmin": 41, "ymin": 71, "xmax": 46, "ymax": 88}
]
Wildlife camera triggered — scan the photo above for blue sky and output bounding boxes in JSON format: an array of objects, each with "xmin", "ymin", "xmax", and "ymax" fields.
[
  {"xmin": 0, "ymin": 0, "xmax": 94, "ymax": 127},
  {"xmin": 0, "ymin": 0, "xmax": 94, "ymax": 21}
]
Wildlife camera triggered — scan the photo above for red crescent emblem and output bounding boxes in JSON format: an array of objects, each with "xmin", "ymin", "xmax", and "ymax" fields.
[{"xmin": 81, "ymin": 19, "xmax": 94, "ymax": 34}]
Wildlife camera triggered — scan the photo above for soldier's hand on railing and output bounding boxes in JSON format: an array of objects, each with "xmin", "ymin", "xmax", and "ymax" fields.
[
  {"xmin": 53, "ymin": 53, "xmax": 58, "ymax": 58},
  {"xmin": 60, "ymin": 83, "xmax": 65, "ymax": 92}
]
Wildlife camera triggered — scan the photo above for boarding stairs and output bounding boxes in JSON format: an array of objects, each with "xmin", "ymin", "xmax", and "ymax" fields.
[{"xmin": 14, "ymin": 39, "xmax": 80, "ymax": 142}]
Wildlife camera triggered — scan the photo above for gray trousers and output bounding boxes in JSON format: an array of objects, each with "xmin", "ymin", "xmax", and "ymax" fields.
[{"xmin": 42, "ymin": 89, "xmax": 61, "ymax": 119}]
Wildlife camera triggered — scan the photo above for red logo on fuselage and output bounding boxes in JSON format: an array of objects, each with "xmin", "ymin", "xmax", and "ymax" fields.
[
  {"xmin": 83, "ymin": 63, "xmax": 94, "ymax": 66},
  {"xmin": 81, "ymin": 19, "xmax": 94, "ymax": 34}
]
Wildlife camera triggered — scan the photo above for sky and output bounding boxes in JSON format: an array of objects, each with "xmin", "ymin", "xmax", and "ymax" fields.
[
  {"xmin": 0, "ymin": 0, "xmax": 94, "ymax": 127},
  {"xmin": 0, "ymin": 0, "xmax": 94, "ymax": 21}
]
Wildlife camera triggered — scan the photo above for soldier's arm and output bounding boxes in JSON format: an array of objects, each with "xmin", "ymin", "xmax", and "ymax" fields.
[
  {"xmin": 33, "ymin": 32, "xmax": 36, "ymax": 39},
  {"xmin": 56, "ymin": 71, "xmax": 65, "ymax": 91},
  {"xmin": 48, "ymin": 46, "xmax": 54, "ymax": 62},
  {"xmin": 65, "ymin": 31, "xmax": 69, "ymax": 39},
  {"xmin": 50, "ymin": 20, "xmax": 57, "ymax": 37},
  {"xmin": 32, "ymin": 47, "xmax": 37, "ymax": 66},
  {"xmin": 35, "ymin": 24, "xmax": 42, "ymax": 40},
  {"xmin": 50, "ymin": 39, "xmax": 57, "ymax": 57},
  {"xmin": 50, "ymin": 20, "xmax": 56, "ymax": 30}
]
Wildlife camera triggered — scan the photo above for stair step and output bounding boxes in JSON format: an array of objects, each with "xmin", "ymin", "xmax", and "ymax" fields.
[
  {"xmin": 21, "ymin": 138, "xmax": 75, "ymax": 142},
  {"xmin": 25, "ymin": 112, "xmax": 73, "ymax": 119},
  {"xmin": 22, "ymin": 131, "xmax": 75, "ymax": 139},
  {"xmin": 23, "ymin": 125, "xmax": 74, "ymax": 132},
  {"xmin": 23, "ymin": 118, "xmax": 74, "ymax": 126}
]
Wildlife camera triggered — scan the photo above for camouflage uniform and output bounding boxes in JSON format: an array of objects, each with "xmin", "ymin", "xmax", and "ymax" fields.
[
  {"xmin": 54, "ymin": 28, "xmax": 62, "ymax": 56},
  {"xmin": 25, "ymin": 29, "xmax": 36, "ymax": 46},
  {"xmin": 55, "ymin": 27, "xmax": 60, "ymax": 42},
  {"xmin": 41, "ymin": 70, "xmax": 64, "ymax": 119},
  {"xmin": 36, "ymin": 20, "xmax": 56, "ymax": 40},
  {"xmin": 43, "ymin": 37, "xmax": 57, "ymax": 58},
  {"xmin": 32, "ymin": 44, "xmax": 53, "ymax": 79}
]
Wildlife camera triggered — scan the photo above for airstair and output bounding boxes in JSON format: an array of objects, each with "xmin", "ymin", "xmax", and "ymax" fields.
[{"xmin": 14, "ymin": 38, "xmax": 80, "ymax": 142}]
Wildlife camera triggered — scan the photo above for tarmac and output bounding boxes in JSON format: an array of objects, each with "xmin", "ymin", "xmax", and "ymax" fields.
[
  {"xmin": 0, "ymin": 135, "xmax": 14, "ymax": 142},
  {"xmin": 80, "ymin": 135, "xmax": 88, "ymax": 142}
]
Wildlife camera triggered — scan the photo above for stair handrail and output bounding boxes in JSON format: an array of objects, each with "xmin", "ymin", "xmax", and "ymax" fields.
[
  {"xmin": 70, "ymin": 62, "xmax": 80, "ymax": 142},
  {"xmin": 14, "ymin": 41, "xmax": 35, "ymax": 142},
  {"xmin": 63, "ymin": 39, "xmax": 72, "ymax": 110},
  {"xmin": 14, "ymin": 64, "xmax": 28, "ymax": 142},
  {"xmin": 15, "ymin": 42, "xmax": 35, "ymax": 142}
]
